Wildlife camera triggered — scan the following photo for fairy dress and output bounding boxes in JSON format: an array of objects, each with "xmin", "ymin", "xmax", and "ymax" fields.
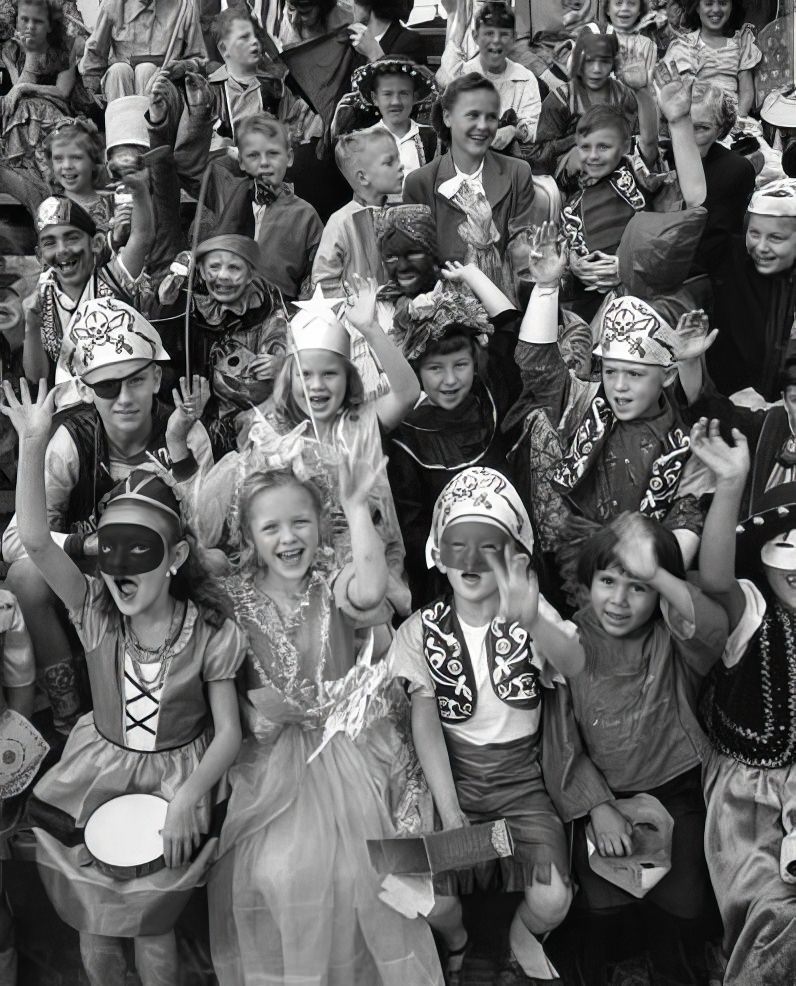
[
  {"xmin": 29, "ymin": 576, "xmax": 245, "ymax": 937},
  {"xmin": 208, "ymin": 559, "xmax": 443, "ymax": 986}
]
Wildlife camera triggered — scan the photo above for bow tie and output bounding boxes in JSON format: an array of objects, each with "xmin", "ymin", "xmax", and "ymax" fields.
[{"xmin": 253, "ymin": 179, "xmax": 277, "ymax": 207}]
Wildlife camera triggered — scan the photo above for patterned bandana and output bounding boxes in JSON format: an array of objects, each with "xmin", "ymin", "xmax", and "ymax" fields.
[
  {"xmin": 594, "ymin": 296, "xmax": 677, "ymax": 367},
  {"xmin": 391, "ymin": 281, "xmax": 492, "ymax": 364},
  {"xmin": 426, "ymin": 467, "xmax": 534, "ymax": 569},
  {"xmin": 376, "ymin": 204, "xmax": 438, "ymax": 258}
]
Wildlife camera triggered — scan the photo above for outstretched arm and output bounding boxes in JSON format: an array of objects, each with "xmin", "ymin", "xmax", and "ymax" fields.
[
  {"xmin": 338, "ymin": 447, "xmax": 389, "ymax": 611},
  {"xmin": 654, "ymin": 63, "xmax": 705, "ymax": 208},
  {"xmin": 518, "ymin": 221, "xmax": 567, "ymax": 344},
  {"xmin": 0, "ymin": 381, "xmax": 86, "ymax": 614},
  {"xmin": 346, "ymin": 275, "xmax": 421, "ymax": 432},
  {"xmin": 690, "ymin": 418, "xmax": 750, "ymax": 594},
  {"xmin": 439, "ymin": 262, "xmax": 514, "ymax": 316}
]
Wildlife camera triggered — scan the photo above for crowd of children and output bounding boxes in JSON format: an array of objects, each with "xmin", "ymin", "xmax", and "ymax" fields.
[{"xmin": 0, "ymin": 0, "xmax": 794, "ymax": 982}]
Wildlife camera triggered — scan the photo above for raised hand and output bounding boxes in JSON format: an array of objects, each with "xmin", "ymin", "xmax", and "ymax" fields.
[
  {"xmin": 689, "ymin": 417, "xmax": 750, "ymax": 489},
  {"xmin": 167, "ymin": 375, "xmax": 211, "ymax": 445},
  {"xmin": 0, "ymin": 379, "xmax": 56, "ymax": 444},
  {"xmin": 487, "ymin": 543, "xmax": 538, "ymax": 628},
  {"xmin": 440, "ymin": 260, "xmax": 477, "ymax": 285},
  {"xmin": 184, "ymin": 71, "xmax": 212, "ymax": 111},
  {"xmin": 653, "ymin": 61, "xmax": 694, "ymax": 123},
  {"xmin": 588, "ymin": 802, "xmax": 634, "ymax": 858},
  {"xmin": 618, "ymin": 36, "xmax": 651, "ymax": 91},
  {"xmin": 671, "ymin": 310, "xmax": 718, "ymax": 362},
  {"xmin": 148, "ymin": 71, "xmax": 175, "ymax": 125},
  {"xmin": 344, "ymin": 274, "xmax": 378, "ymax": 335},
  {"xmin": 338, "ymin": 450, "xmax": 387, "ymax": 513},
  {"xmin": 528, "ymin": 221, "xmax": 569, "ymax": 288},
  {"xmin": 610, "ymin": 511, "xmax": 659, "ymax": 582}
]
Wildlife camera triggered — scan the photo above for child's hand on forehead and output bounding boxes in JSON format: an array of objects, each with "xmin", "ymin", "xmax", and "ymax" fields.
[
  {"xmin": 486, "ymin": 542, "xmax": 538, "ymax": 628},
  {"xmin": 0, "ymin": 378, "xmax": 56, "ymax": 444},
  {"xmin": 528, "ymin": 221, "xmax": 569, "ymax": 288},
  {"xmin": 689, "ymin": 417, "xmax": 750, "ymax": 489},
  {"xmin": 610, "ymin": 511, "xmax": 659, "ymax": 582},
  {"xmin": 671, "ymin": 310, "xmax": 718, "ymax": 362}
]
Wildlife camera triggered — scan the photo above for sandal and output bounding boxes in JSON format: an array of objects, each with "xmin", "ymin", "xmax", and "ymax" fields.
[{"xmin": 444, "ymin": 936, "xmax": 470, "ymax": 986}]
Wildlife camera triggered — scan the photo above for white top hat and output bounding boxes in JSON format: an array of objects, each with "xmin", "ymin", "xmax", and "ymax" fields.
[{"xmin": 105, "ymin": 95, "xmax": 149, "ymax": 154}]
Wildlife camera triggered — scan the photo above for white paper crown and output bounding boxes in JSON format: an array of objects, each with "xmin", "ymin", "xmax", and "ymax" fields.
[
  {"xmin": 593, "ymin": 296, "xmax": 677, "ymax": 368},
  {"xmin": 290, "ymin": 286, "xmax": 351, "ymax": 360}
]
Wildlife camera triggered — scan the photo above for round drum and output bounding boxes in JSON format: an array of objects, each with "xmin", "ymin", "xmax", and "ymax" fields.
[{"xmin": 84, "ymin": 794, "xmax": 169, "ymax": 881}]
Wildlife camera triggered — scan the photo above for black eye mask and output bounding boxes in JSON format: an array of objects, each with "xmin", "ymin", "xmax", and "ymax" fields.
[
  {"xmin": 439, "ymin": 531, "xmax": 503, "ymax": 574},
  {"xmin": 98, "ymin": 523, "xmax": 166, "ymax": 576}
]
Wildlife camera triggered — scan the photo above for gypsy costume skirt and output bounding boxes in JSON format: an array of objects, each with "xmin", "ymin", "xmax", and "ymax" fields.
[{"xmin": 29, "ymin": 712, "xmax": 219, "ymax": 937}]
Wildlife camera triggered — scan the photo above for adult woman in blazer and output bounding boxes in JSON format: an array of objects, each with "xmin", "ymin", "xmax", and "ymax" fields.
[{"xmin": 403, "ymin": 73, "xmax": 535, "ymax": 302}]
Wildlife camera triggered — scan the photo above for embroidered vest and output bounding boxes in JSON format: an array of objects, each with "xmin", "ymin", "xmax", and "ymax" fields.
[
  {"xmin": 561, "ymin": 160, "xmax": 647, "ymax": 258},
  {"xmin": 421, "ymin": 596, "xmax": 542, "ymax": 723},
  {"xmin": 551, "ymin": 395, "xmax": 691, "ymax": 522},
  {"xmin": 701, "ymin": 596, "xmax": 796, "ymax": 770}
]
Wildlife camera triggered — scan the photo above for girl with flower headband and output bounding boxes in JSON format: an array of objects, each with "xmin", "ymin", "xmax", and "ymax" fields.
[
  {"xmin": 206, "ymin": 437, "xmax": 444, "ymax": 986},
  {"xmin": 1, "ymin": 379, "xmax": 245, "ymax": 986},
  {"xmin": 390, "ymin": 466, "xmax": 585, "ymax": 985}
]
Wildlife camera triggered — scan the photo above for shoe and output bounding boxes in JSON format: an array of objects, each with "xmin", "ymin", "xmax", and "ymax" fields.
[{"xmin": 495, "ymin": 954, "xmax": 563, "ymax": 985}]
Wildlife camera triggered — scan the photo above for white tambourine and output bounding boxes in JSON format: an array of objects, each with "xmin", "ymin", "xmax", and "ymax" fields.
[{"xmin": 84, "ymin": 794, "xmax": 168, "ymax": 881}]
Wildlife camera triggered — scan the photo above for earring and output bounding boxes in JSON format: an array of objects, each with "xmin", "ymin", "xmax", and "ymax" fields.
[{"xmin": 169, "ymin": 566, "xmax": 178, "ymax": 576}]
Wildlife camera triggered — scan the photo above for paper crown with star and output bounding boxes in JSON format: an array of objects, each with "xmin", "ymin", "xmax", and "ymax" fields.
[
  {"xmin": 593, "ymin": 296, "xmax": 677, "ymax": 368},
  {"xmin": 290, "ymin": 286, "xmax": 352, "ymax": 360}
]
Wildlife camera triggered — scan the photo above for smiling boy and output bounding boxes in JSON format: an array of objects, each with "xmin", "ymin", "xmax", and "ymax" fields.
[
  {"xmin": 22, "ymin": 184, "xmax": 154, "ymax": 410},
  {"xmin": 437, "ymin": 1, "xmax": 542, "ymax": 152},
  {"xmin": 704, "ymin": 178, "xmax": 796, "ymax": 401},
  {"xmin": 511, "ymin": 236, "xmax": 710, "ymax": 602},
  {"xmin": 4, "ymin": 298, "xmax": 208, "ymax": 741}
]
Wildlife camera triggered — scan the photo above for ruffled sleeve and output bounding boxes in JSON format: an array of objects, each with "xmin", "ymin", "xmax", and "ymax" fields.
[
  {"xmin": 736, "ymin": 24, "xmax": 761, "ymax": 71},
  {"xmin": 388, "ymin": 611, "xmax": 436, "ymax": 700},
  {"xmin": 201, "ymin": 615, "xmax": 246, "ymax": 682},
  {"xmin": 68, "ymin": 576, "xmax": 113, "ymax": 652}
]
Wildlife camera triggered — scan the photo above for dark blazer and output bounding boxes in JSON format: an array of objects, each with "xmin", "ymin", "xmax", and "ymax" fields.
[
  {"xmin": 352, "ymin": 20, "xmax": 427, "ymax": 66},
  {"xmin": 402, "ymin": 150, "xmax": 535, "ymax": 263}
]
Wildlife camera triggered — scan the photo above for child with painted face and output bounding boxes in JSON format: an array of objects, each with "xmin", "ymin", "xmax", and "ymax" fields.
[
  {"xmin": 157, "ymin": 233, "xmax": 287, "ymax": 460},
  {"xmin": 206, "ymin": 447, "xmax": 444, "ymax": 986},
  {"xmin": 23, "ymin": 184, "xmax": 154, "ymax": 410},
  {"xmin": 404, "ymin": 73, "xmax": 536, "ymax": 304},
  {"xmin": 1, "ymin": 380, "xmax": 244, "ymax": 986},
  {"xmin": 510, "ymin": 229, "xmax": 711, "ymax": 605},
  {"xmin": 703, "ymin": 178, "xmax": 796, "ymax": 402},
  {"xmin": 437, "ymin": 1, "xmax": 542, "ymax": 153},
  {"xmin": 526, "ymin": 25, "xmax": 638, "ymax": 178},
  {"xmin": 548, "ymin": 511, "xmax": 727, "ymax": 985},
  {"xmin": 663, "ymin": 0, "xmax": 760, "ymax": 117},
  {"xmin": 688, "ymin": 419, "xmax": 796, "ymax": 985},
  {"xmin": 390, "ymin": 466, "xmax": 585, "ymax": 986}
]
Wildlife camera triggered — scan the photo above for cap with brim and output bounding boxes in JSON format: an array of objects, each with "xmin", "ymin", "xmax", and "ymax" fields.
[
  {"xmin": 761, "ymin": 87, "xmax": 796, "ymax": 129},
  {"xmin": 196, "ymin": 234, "xmax": 262, "ymax": 272},
  {"xmin": 352, "ymin": 57, "xmax": 438, "ymax": 107},
  {"xmin": 748, "ymin": 178, "xmax": 796, "ymax": 219},
  {"xmin": 36, "ymin": 196, "xmax": 96, "ymax": 237},
  {"xmin": 736, "ymin": 481, "xmax": 796, "ymax": 569},
  {"xmin": 69, "ymin": 297, "xmax": 170, "ymax": 382}
]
